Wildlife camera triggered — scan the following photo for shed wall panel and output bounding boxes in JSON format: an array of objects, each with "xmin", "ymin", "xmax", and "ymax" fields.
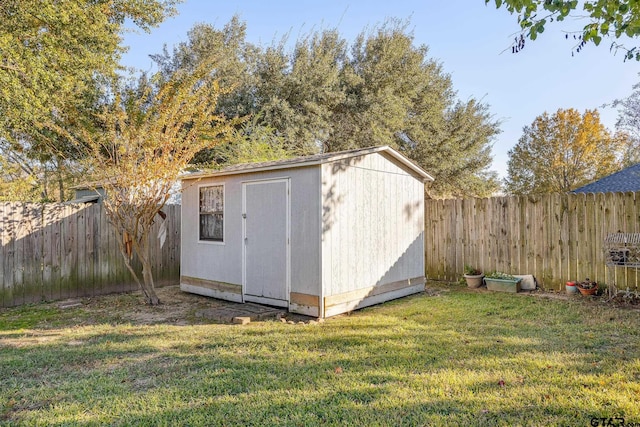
[
  {"xmin": 289, "ymin": 167, "xmax": 322, "ymax": 295},
  {"xmin": 321, "ymin": 152, "xmax": 425, "ymax": 297},
  {"xmin": 181, "ymin": 166, "xmax": 321, "ymax": 297},
  {"xmin": 181, "ymin": 177, "xmax": 243, "ymax": 285}
]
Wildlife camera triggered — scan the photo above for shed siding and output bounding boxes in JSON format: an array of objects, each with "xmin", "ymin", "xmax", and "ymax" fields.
[
  {"xmin": 181, "ymin": 177, "xmax": 243, "ymax": 286},
  {"xmin": 289, "ymin": 167, "xmax": 322, "ymax": 295},
  {"xmin": 321, "ymin": 152, "xmax": 425, "ymax": 298},
  {"xmin": 181, "ymin": 166, "xmax": 321, "ymax": 297}
]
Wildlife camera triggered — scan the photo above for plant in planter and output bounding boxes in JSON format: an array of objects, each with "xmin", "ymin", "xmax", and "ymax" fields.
[
  {"xmin": 463, "ymin": 265, "xmax": 484, "ymax": 288},
  {"xmin": 484, "ymin": 271, "xmax": 522, "ymax": 293},
  {"xmin": 576, "ymin": 278, "xmax": 598, "ymax": 296}
]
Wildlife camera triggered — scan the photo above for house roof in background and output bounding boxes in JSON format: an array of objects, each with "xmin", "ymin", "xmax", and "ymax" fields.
[
  {"xmin": 180, "ymin": 145, "xmax": 434, "ymax": 182},
  {"xmin": 572, "ymin": 163, "xmax": 640, "ymax": 194}
]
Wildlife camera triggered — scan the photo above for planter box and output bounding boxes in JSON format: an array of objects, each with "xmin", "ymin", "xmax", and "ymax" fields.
[{"xmin": 485, "ymin": 278, "xmax": 521, "ymax": 293}]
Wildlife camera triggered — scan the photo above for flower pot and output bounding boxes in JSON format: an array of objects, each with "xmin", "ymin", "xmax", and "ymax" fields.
[
  {"xmin": 576, "ymin": 279, "xmax": 598, "ymax": 296},
  {"xmin": 463, "ymin": 274, "xmax": 484, "ymax": 288},
  {"xmin": 484, "ymin": 277, "xmax": 521, "ymax": 293},
  {"xmin": 566, "ymin": 281, "xmax": 578, "ymax": 295},
  {"xmin": 577, "ymin": 286, "xmax": 597, "ymax": 296}
]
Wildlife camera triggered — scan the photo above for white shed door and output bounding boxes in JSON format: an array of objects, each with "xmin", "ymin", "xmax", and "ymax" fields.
[{"xmin": 242, "ymin": 179, "xmax": 289, "ymax": 307}]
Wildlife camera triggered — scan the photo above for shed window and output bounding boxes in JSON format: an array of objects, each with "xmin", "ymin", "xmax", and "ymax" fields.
[{"xmin": 200, "ymin": 185, "xmax": 224, "ymax": 242}]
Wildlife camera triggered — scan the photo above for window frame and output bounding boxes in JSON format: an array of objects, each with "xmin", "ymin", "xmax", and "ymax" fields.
[{"xmin": 198, "ymin": 183, "xmax": 225, "ymax": 245}]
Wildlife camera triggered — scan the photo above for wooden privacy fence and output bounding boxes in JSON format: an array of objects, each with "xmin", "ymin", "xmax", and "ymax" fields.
[
  {"xmin": 0, "ymin": 202, "xmax": 180, "ymax": 308},
  {"xmin": 424, "ymin": 192, "xmax": 640, "ymax": 291}
]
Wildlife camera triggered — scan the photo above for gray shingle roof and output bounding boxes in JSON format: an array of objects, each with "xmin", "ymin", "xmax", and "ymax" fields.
[{"xmin": 572, "ymin": 163, "xmax": 640, "ymax": 193}]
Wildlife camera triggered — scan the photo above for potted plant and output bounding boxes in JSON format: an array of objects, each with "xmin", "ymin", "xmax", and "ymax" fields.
[
  {"xmin": 565, "ymin": 281, "xmax": 578, "ymax": 295},
  {"xmin": 576, "ymin": 278, "xmax": 598, "ymax": 296},
  {"xmin": 463, "ymin": 265, "xmax": 484, "ymax": 288},
  {"xmin": 484, "ymin": 271, "xmax": 522, "ymax": 293}
]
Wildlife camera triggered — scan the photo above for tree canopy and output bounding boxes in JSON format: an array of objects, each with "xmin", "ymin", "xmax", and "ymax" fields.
[
  {"xmin": 152, "ymin": 18, "xmax": 501, "ymax": 197},
  {"xmin": 1, "ymin": 12, "xmax": 502, "ymax": 200},
  {"xmin": 0, "ymin": 0, "xmax": 178, "ymax": 201},
  {"xmin": 505, "ymin": 108, "xmax": 627, "ymax": 195},
  {"xmin": 486, "ymin": 0, "xmax": 640, "ymax": 60}
]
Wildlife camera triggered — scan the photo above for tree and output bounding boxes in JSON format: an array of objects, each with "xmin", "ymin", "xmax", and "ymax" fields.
[
  {"xmin": 486, "ymin": 0, "xmax": 640, "ymax": 60},
  {"xmin": 212, "ymin": 115, "xmax": 293, "ymax": 166},
  {"xmin": 505, "ymin": 108, "xmax": 625, "ymax": 195},
  {"xmin": 255, "ymin": 29, "xmax": 347, "ymax": 155},
  {"xmin": 78, "ymin": 62, "xmax": 236, "ymax": 305},
  {"xmin": 613, "ymin": 76, "xmax": 640, "ymax": 165},
  {"xmin": 0, "ymin": 0, "xmax": 178, "ymax": 201},
  {"xmin": 0, "ymin": 152, "xmax": 38, "ymax": 201},
  {"xmin": 406, "ymin": 99, "xmax": 500, "ymax": 197},
  {"xmin": 151, "ymin": 16, "xmax": 257, "ymax": 120}
]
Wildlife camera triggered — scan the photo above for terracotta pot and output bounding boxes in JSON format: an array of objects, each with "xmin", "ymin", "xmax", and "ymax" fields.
[
  {"xmin": 463, "ymin": 274, "xmax": 484, "ymax": 288},
  {"xmin": 577, "ymin": 285, "xmax": 597, "ymax": 296}
]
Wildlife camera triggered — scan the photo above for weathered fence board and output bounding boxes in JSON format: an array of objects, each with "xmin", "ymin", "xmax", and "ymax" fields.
[
  {"xmin": 0, "ymin": 202, "xmax": 180, "ymax": 307},
  {"xmin": 425, "ymin": 192, "xmax": 640, "ymax": 291}
]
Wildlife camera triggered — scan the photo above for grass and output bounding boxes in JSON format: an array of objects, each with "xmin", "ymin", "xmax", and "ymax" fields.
[{"xmin": 0, "ymin": 283, "xmax": 639, "ymax": 426}]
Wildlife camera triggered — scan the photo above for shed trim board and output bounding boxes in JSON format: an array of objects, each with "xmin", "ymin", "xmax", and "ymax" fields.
[
  {"xmin": 324, "ymin": 283, "xmax": 425, "ymax": 318},
  {"xmin": 241, "ymin": 178, "xmax": 291, "ymax": 308},
  {"xmin": 180, "ymin": 276, "xmax": 243, "ymax": 302},
  {"xmin": 317, "ymin": 167, "xmax": 324, "ymax": 319},
  {"xmin": 180, "ymin": 145, "xmax": 429, "ymax": 318}
]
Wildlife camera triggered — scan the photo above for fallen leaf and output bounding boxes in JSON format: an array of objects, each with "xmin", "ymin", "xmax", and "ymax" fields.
[{"xmin": 334, "ymin": 366, "xmax": 343, "ymax": 374}]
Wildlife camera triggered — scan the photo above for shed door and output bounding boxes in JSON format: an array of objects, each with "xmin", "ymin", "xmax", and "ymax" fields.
[{"xmin": 242, "ymin": 179, "xmax": 290, "ymax": 307}]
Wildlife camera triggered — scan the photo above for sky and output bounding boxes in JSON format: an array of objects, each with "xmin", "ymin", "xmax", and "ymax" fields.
[{"xmin": 121, "ymin": 0, "xmax": 640, "ymax": 179}]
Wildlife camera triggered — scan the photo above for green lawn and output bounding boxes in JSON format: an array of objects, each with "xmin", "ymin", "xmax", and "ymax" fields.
[{"xmin": 0, "ymin": 284, "xmax": 639, "ymax": 426}]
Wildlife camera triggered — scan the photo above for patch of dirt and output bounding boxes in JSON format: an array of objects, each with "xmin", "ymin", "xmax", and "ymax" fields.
[
  {"xmin": 73, "ymin": 285, "xmax": 313, "ymax": 325},
  {"xmin": 79, "ymin": 284, "xmax": 229, "ymax": 325},
  {"xmin": 525, "ymin": 290, "xmax": 572, "ymax": 301},
  {"xmin": 424, "ymin": 286, "xmax": 447, "ymax": 297}
]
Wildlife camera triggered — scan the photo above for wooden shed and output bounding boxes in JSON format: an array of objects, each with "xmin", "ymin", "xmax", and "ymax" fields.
[{"xmin": 179, "ymin": 145, "xmax": 433, "ymax": 318}]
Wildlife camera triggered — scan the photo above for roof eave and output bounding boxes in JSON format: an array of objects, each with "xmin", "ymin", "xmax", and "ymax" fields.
[
  {"xmin": 379, "ymin": 147, "xmax": 434, "ymax": 182},
  {"xmin": 179, "ymin": 159, "xmax": 324, "ymax": 180}
]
